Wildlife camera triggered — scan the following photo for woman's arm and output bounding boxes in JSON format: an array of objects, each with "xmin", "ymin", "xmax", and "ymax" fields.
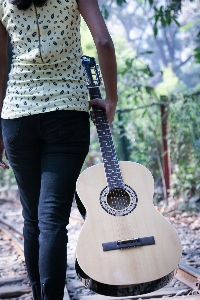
[
  {"xmin": 0, "ymin": 21, "xmax": 9, "ymax": 170},
  {"xmin": 77, "ymin": 0, "xmax": 118, "ymax": 123}
]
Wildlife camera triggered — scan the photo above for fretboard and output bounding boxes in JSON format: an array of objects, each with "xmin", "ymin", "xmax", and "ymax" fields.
[{"xmin": 89, "ymin": 87, "xmax": 124, "ymax": 190}]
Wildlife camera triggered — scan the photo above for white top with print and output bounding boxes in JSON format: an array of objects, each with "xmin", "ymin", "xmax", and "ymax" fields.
[{"xmin": 0, "ymin": 0, "xmax": 89, "ymax": 119}]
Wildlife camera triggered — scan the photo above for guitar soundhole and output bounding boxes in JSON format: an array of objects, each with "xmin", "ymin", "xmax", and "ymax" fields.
[
  {"xmin": 100, "ymin": 185, "xmax": 138, "ymax": 216},
  {"xmin": 107, "ymin": 189, "xmax": 130, "ymax": 210}
]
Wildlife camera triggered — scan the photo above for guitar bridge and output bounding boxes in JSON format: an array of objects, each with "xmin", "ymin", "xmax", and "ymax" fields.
[
  {"xmin": 117, "ymin": 238, "xmax": 139, "ymax": 246},
  {"xmin": 102, "ymin": 236, "xmax": 155, "ymax": 251}
]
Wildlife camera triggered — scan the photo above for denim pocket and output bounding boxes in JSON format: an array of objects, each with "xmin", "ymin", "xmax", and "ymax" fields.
[
  {"xmin": 57, "ymin": 110, "xmax": 90, "ymax": 144},
  {"xmin": 2, "ymin": 117, "xmax": 22, "ymax": 144}
]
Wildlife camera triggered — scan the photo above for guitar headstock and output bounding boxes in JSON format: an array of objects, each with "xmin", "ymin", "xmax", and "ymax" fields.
[
  {"xmin": 81, "ymin": 55, "xmax": 101, "ymax": 89},
  {"xmin": 81, "ymin": 55, "xmax": 104, "ymax": 123}
]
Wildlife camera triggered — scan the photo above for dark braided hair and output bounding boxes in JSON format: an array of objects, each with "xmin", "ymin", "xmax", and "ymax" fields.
[{"xmin": 10, "ymin": 0, "xmax": 47, "ymax": 10}]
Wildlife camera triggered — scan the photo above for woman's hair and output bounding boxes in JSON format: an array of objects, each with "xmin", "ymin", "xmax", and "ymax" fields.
[{"xmin": 10, "ymin": 0, "xmax": 47, "ymax": 10}]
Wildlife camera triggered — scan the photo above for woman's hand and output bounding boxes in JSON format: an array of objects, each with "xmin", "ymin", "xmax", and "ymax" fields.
[
  {"xmin": 0, "ymin": 136, "xmax": 9, "ymax": 170},
  {"xmin": 89, "ymin": 97, "xmax": 117, "ymax": 124}
]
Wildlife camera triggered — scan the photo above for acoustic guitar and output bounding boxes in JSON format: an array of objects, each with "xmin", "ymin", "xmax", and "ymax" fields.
[{"xmin": 75, "ymin": 56, "xmax": 182, "ymax": 297}]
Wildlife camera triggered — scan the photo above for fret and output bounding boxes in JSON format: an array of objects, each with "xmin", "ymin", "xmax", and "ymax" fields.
[
  {"xmin": 92, "ymin": 104, "xmax": 124, "ymax": 190},
  {"xmin": 89, "ymin": 88, "xmax": 101, "ymax": 100}
]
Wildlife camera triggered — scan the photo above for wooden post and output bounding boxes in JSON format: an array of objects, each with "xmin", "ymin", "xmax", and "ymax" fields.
[
  {"xmin": 118, "ymin": 111, "xmax": 130, "ymax": 161},
  {"xmin": 160, "ymin": 99, "xmax": 171, "ymax": 199}
]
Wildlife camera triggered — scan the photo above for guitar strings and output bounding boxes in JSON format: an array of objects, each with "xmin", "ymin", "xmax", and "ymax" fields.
[
  {"xmin": 87, "ymin": 70, "xmax": 137, "ymax": 242},
  {"xmin": 93, "ymin": 107, "xmax": 137, "ymax": 241}
]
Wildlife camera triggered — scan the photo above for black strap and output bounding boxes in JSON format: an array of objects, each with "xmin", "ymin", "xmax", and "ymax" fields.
[{"xmin": 102, "ymin": 236, "xmax": 155, "ymax": 251}]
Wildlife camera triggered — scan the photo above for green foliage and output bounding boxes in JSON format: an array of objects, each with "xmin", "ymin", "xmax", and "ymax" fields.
[
  {"xmin": 155, "ymin": 66, "xmax": 180, "ymax": 97},
  {"xmin": 112, "ymin": 48, "xmax": 163, "ymax": 181},
  {"xmin": 110, "ymin": 42, "xmax": 200, "ymax": 201},
  {"xmin": 82, "ymin": 39, "xmax": 200, "ymax": 202},
  {"xmin": 179, "ymin": 21, "xmax": 195, "ymax": 31},
  {"xmin": 101, "ymin": 0, "xmax": 200, "ymax": 66},
  {"xmin": 88, "ymin": 0, "xmax": 200, "ymax": 202},
  {"xmin": 80, "ymin": 19, "xmax": 97, "ymax": 58},
  {"xmin": 102, "ymin": 0, "xmax": 185, "ymax": 34},
  {"xmin": 169, "ymin": 93, "xmax": 200, "ymax": 198},
  {"xmin": 140, "ymin": 0, "xmax": 194, "ymax": 35},
  {"xmin": 101, "ymin": 5, "xmax": 110, "ymax": 20},
  {"xmin": 151, "ymin": 5, "xmax": 180, "ymax": 36},
  {"xmin": 194, "ymin": 31, "xmax": 200, "ymax": 63},
  {"xmin": 194, "ymin": 47, "xmax": 200, "ymax": 63},
  {"xmin": 101, "ymin": 0, "xmax": 126, "ymax": 19},
  {"xmin": 116, "ymin": 0, "xmax": 126, "ymax": 5}
]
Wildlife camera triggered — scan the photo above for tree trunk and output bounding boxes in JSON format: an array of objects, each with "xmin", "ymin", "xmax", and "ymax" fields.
[{"xmin": 160, "ymin": 99, "xmax": 171, "ymax": 199}]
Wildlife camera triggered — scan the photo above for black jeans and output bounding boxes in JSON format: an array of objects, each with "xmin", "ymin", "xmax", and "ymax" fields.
[{"xmin": 2, "ymin": 110, "xmax": 90, "ymax": 300}]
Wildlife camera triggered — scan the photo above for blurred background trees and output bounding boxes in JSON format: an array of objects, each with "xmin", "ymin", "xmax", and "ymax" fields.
[
  {"xmin": 1, "ymin": 0, "xmax": 200, "ymax": 211},
  {"xmin": 82, "ymin": 0, "xmax": 200, "ymax": 209}
]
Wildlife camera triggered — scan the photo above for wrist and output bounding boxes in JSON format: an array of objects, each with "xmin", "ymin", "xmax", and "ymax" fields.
[{"xmin": 105, "ymin": 95, "xmax": 118, "ymax": 104}]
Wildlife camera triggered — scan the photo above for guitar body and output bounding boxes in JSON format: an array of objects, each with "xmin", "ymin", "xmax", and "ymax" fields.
[
  {"xmin": 76, "ymin": 161, "xmax": 182, "ymax": 296},
  {"xmin": 76, "ymin": 56, "xmax": 182, "ymax": 297}
]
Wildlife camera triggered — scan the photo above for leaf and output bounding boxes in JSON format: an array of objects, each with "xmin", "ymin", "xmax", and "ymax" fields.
[
  {"xmin": 145, "ymin": 86, "xmax": 153, "ymax": 94},
  {"xmin": 155, "ymin": 14, "xmax": 159, "ymax": 23},
  {"xmin": 165, "ymin": 9, "xmax": 172, "ymax": 25},
  {"xmin": 161, "ymin": 16, "xmax": 167, "ymax": 27},
  {"xmin": 194, "ymin": 47, "xmax": 200, "ymax": 63},
  {"xmin": 139, "ymin": 50, "xmax": 154, "ymax": 55},
  {"xmin": 153, "ymin": 6, "xmax": 159, "ymax": 13},
  {"xmin": 142, "ymin": 109, "xmax": 147, "ymax": 118},
  {"xmin": 153, "ymin": 22, "xmax": 158, "ymax": 36},
  {"xmin": 145, "ymin": 64, "xmax": 154, "ymax": 77},
  {"xmin": 101, "ymin": 5, "xmax": 109, "ymax": 20},
  {"xmin": 172, "ymin": 16, "xmax": 180, "ymax": 27},
  {"xmin": 179, "ymin": 22, "xmax": 194, "ymax": 31},
  {"xmin": 116, "ymin": 0, "xmax": 126, "ymax": 6}
]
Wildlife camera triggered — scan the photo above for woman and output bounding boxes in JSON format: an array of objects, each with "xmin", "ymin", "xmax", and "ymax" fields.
[{"xmin": 0, "ymin": 0, "xmax": 118, "ymax": 298}]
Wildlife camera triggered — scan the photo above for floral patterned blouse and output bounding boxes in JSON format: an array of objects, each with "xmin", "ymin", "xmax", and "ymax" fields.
[{"xmin": 0, "ymin": 0, "xmax": 89, "ymax": 119}]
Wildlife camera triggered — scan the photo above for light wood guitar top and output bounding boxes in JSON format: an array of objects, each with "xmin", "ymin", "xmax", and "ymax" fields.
[{"xmin": 76, "ymin": 161, "xmax": 182, "ymax": 286}]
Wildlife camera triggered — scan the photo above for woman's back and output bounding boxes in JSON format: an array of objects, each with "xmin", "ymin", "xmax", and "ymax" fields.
[
  {"xmin": 1, "ymin": 0, "xmax": 82, "ymax": 63},
  {"xmin": 0, "ymin": 0, "xmax": 89, "ymax": 118}
]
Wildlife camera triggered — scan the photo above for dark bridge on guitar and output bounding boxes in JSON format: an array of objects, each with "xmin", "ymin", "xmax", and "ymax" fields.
[{"xmin": 102, "ymin": 236, "xmax": 155, "ymax": 251}]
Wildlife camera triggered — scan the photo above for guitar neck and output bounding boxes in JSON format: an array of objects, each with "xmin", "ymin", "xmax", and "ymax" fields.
[{"xmin": 89, "ymin": 87, "xmax": 124, "ymax": 190}]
